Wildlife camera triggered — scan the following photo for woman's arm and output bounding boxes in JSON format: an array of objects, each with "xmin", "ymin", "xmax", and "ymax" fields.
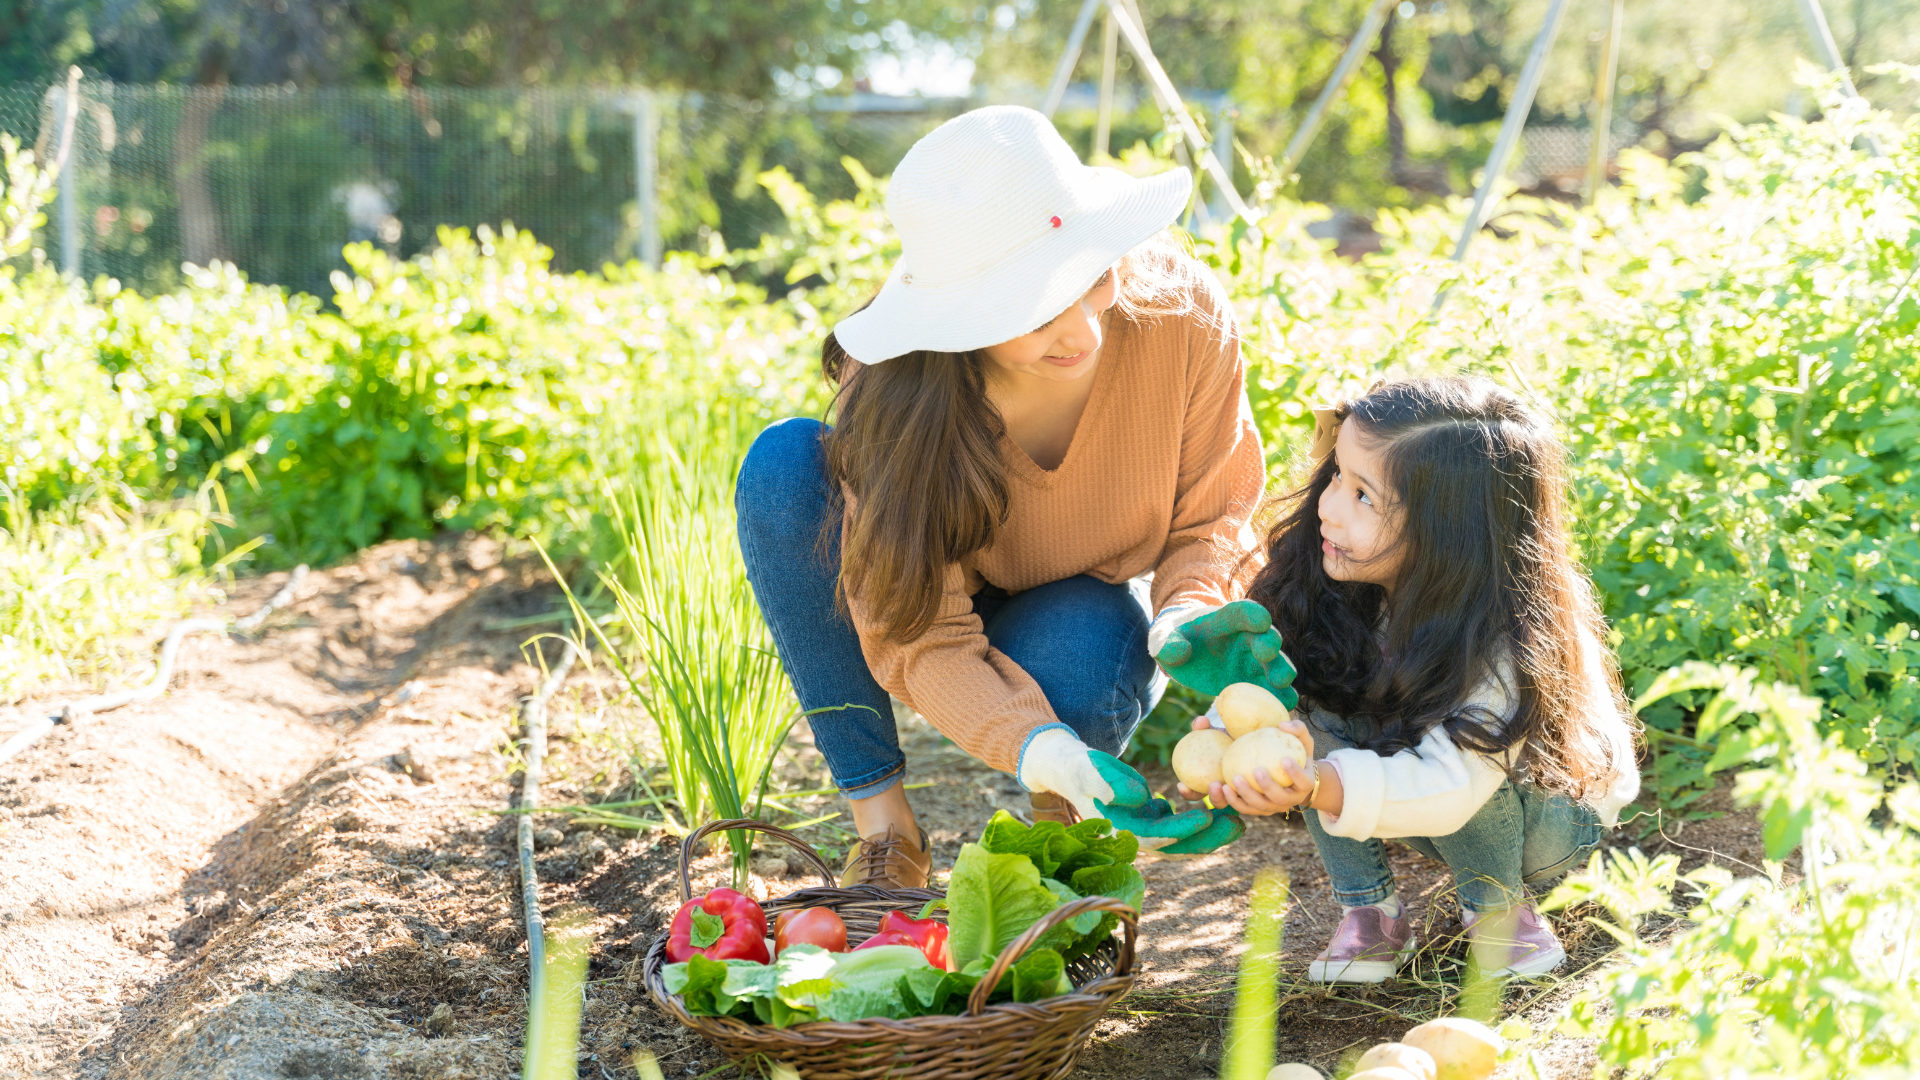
[{"xmin": 847, "ymin": 562, "xmax": 1057, "ymax": 775}]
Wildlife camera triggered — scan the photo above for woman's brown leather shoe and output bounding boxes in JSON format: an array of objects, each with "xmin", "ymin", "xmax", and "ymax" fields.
[
  {"xmin": 1027, "ymin": 791, "xmax": 1080, "ymax": 827},
  {"xmin": 838, "ymin": 825, "xmax": 933, "ymax": 890}
]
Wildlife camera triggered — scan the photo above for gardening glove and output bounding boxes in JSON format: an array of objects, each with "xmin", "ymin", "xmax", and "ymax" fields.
[
  {"xmin": 1155, "ymin": 806, "xmax": 1245, "ymax": 856},
  {"xmin": 1017, "ymin": 725, "xmax": 1240, "ymax": 853},
  {"xmin": 1149, "ymin": 599, "xmax": 1299, "ymax": 708}
]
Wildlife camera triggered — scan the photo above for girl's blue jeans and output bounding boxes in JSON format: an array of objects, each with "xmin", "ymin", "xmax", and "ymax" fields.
[
  {"xmin": 735, "ymin": 418, "xmax": 1167, "ymax": 800},
  {"xmin": 1301, "ymin": 710, "xmax": 1603, "ymax": 913}
]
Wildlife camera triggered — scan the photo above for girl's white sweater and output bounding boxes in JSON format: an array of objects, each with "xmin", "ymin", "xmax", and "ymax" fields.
[{"xmin": 1209, "ymin": 630, "xmax": 1639, "ymax": 841}]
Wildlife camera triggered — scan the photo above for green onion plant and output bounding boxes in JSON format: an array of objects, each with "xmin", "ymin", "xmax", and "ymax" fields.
[{"xmin": 551, "ymin": 415, "xmax": 798, "ymax": 885}]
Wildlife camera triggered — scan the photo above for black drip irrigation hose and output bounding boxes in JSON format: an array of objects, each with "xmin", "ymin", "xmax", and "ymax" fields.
[
  {"xmin": 0, "ymin": 566, "xmax": 311, "ymax": 767},
  {"xmin": 516, "ymin": 640, "xmax": 579, "ymax": 1024}
]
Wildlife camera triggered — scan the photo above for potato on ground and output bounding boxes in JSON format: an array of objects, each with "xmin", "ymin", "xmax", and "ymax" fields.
[
  {"xmin": 1401, "ymin": 1017, "xmax": 1504, "ymax": 1080},
  {"xmin": 1356, "ymin": 1042, "xmax": 1437, "ymax": 1080}
]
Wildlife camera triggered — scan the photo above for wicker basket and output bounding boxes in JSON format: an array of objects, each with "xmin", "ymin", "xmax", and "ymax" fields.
[{"xmin": 643, "ymin": 818, "xmax": 1139, "ymax": 1080}]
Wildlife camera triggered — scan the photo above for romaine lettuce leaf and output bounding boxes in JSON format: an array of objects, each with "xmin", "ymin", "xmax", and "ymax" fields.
[{"xmin": 944, "ymin": 842, "xmax": 1062, "ymax": 970}]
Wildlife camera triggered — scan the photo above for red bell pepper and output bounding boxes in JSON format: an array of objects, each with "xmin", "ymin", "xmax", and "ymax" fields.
[
  {"xmin": 852, "ymin": 910, "xmax": 950, "ymax": 970},
  {"xmin": 665, "ymin": 888, "xmax": 770, "ymax": 963}
]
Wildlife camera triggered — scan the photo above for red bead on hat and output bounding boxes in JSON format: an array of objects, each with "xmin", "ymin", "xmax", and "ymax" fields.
[{"xmin": 1049, "ymin": 215, "xmax": 1062, "ymax": 228}]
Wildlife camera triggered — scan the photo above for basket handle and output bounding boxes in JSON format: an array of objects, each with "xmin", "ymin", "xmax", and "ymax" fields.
[
  {"xmin": 964, "ymin": 895, "xmax": 1139, "ymax": 1015},
  {"xmin": 676, "ymin": 818, "xmax": 839, "ymax": 902}
]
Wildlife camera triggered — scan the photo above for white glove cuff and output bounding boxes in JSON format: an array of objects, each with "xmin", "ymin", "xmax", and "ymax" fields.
[
  {"xmin": 1202, "ymin": 702, "xmax": 1226, "ymax": 732},
  {"xmin": 1015, "ymin": 725, "xmax": 1114, "ymax": 823},
  {"xmin": 1147, "ymin": 602, "xmax": 1220, "ymax": 656},
  {"xmin": 1017, "ymin": 724, "xmax": 1087, "ymax": 793}
]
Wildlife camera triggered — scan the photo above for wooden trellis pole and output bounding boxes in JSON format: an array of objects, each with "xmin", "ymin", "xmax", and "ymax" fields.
[
  {"xmin": 1585, "ymin": 0, "xmax": 1624, "ymax": 204},
  {"xmin": 1275, "ymin": 0, "xmax": 1397, "ymax": 183},
  {"xmin": 1792, "ymin": 0, "xmax": 1884, "ymax": 156}
]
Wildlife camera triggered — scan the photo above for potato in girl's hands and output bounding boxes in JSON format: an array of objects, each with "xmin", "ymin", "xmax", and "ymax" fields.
[{"xmin": 1174, "ymin": 714, "xmax": 1319, "ymax": 816}]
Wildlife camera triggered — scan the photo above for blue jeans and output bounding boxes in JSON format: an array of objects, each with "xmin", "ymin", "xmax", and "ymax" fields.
[
  {"xmin": 735, "ymin": 418, "xmax": 1167, "ymax": 799},
  {"xmin": 1300, "ymin": 710, "xmax": 1602, "ymax": 913}
]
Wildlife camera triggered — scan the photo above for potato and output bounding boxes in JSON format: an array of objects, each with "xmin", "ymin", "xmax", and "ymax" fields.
[
  {"xmin": 1401, "ymin": 1017, "xmax": 1505, "ymax": 1080},
  {"xmin": 1347, "ymin": 1070, "xmax": 1422, "ymax": 1080},
  {"xmin": 1220, "ymin": 726, "xmax": 1311, "ymax": 787},
  {"xmin": 1216, "ymin": 682, "xmax": 1289, "ymax": 739},
  {"xmin": 1263, "ymin": 1065, "xmax": 1326, "ymax": 1080},
  {"xmin": 1355, "ymin": 1043, "xmax": 1437, "ymax": 1080},
  {"xmin": 1171, "ymin": 728, "xmax": 1234, "ymax": 792}
]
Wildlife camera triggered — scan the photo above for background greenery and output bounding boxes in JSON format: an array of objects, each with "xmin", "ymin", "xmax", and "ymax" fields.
[
  {"xmin": 5, "ymin": 64, "xmax": 1919, "ymax": 1079},
  {"xmin": 10, "ymin": 0, "xmax": 1920, "ymax": 225},
  {"xmin": 6, "ymin": 83, "xmax": 1917, "ymax": 781}
]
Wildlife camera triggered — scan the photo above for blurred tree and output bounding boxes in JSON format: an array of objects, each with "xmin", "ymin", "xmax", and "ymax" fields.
[
  {"xmin": 6, "ymin": 0, "xmax": 1917, "ymax": 224},
  {"xmin": 2, "ymin": 0, "xmax": 977, "ymax": 95}
]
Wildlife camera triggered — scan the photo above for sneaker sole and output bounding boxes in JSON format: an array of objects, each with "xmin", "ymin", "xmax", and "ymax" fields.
[
  {"xmin": 1307, "ymin": 936, "xmax": 1417, "ymax": 984},
  {"xmin": 1486, "ymin": 943, "xmax": 1566, "ymax": 978}
]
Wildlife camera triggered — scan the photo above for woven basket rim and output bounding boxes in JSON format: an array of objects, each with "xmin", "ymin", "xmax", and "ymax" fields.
[{"xmin": 645, "ymin": 818, "xmax": 1139, "ymax": 1044}]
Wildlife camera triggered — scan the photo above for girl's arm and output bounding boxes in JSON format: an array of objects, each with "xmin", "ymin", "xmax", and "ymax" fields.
[
  {"xmin": 1173, "ymin": 714, "xmax": 1344, "ymax": 816},
  {"xmin": 1172, "ymin": 714, "xmax": 1507, "ymax": 838}
]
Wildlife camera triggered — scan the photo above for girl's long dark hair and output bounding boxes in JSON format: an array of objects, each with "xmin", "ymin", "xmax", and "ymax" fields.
[{"xmin": 1248, "ymin": 376, "xmax": 1633, "ymax": 800}]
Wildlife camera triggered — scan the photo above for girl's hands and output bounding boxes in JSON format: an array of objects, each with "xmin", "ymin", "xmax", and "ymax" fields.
[{"xmin": 1173, "ymin": 715, "xmax": 1320, "ymax": 816}]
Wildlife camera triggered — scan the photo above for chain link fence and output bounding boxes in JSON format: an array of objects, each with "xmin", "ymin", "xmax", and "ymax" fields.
[{"xmin": 0, "ymin": 82, "xmax": 966, "ymax": 296}]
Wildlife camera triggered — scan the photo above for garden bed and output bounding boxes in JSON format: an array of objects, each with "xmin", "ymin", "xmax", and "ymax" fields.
[{"xmin": 0, "ymin": 536, "xmax": 1771, "ymax": 1079}]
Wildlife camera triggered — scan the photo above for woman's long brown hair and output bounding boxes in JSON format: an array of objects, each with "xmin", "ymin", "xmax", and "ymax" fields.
[
  {"xmin": 821, "ymin": 238, "xmax": 1206, "ymax": 641},
  {"xmin": 1247, "ymin": 376, "xmax": 1636, "ymax": 801}
]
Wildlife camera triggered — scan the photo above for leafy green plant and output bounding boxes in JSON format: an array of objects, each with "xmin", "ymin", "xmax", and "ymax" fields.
[
  {"xmin": 1221, "ymin": 865, "xmax": 1289, "ymax": 1080},
  {"xmin": 1550, "ymin": 661, "xmax": 1920, "ymax": 1078},
  {"xmin": 553, "ymin": 418, "xmax": 800, "ymax": 883},
  {"xmin": 1, "ymin": 133, "xmax": 53, "ymax": 261},
  {"xmin": 0, "ymin": 485, "xmax": 241, "ymax": 700}
]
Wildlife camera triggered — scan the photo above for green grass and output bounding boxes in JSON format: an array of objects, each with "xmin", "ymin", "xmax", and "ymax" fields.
[{"xmin": 0, "ymin": 487, "xmax": 237, "ymax": 700}]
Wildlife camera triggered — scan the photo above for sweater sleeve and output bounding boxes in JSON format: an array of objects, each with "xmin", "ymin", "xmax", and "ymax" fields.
[
  {"xmin": 1318, "ymin": 729, "xmax": 1514, "ymax": 840},
  {"xmin": 1148, "ymin": 272, "xmax": 1267, "ymax": 617},
  {"xmin": 1316, "ymin": 629, "xmax": 1643, "ymax": 839},
  {"xmin": 846, "ymin": 561, "xmax": 1059, "ymax": 775}
]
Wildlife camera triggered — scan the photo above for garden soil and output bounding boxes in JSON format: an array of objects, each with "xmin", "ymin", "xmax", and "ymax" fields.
[{"xmin": 0, "ymin": 534, "xmax": 1773, "ymax": 1080}]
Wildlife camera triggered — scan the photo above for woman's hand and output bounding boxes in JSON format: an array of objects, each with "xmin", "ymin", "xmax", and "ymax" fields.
[
  {"xmin": 1151, "ymin": 600, "xmax": 1299, "ymax": 707},
  {"xmin": 1173, "ymin": 715, "xmax": 1321, "ymax": 816}
]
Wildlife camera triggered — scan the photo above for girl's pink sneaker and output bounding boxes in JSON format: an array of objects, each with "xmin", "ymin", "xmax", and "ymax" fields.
[
  {"xmin": 1462, "ymin": 903, "xmax": 1566, "ymax": 977},
  {"xmin": 1307, "ymin": 904, "xmax": 1416, "ymax": 984}
]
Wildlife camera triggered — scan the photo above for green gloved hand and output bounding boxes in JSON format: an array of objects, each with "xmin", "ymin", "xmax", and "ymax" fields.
[
  {"xmin": 1085, "ymin": 751, "xmax": 1216, "ymax": 847},
  {"xmin": 1087, "ymin": 752, "xmax": 1243, "ymax": 854},
  {"xmin": 1151, "ymin": 600, "xmax": 1299, "ymax": 708},
  {"xmin": 1155, "ymin": 806, "xmax": 1245, "ymax": 856}
]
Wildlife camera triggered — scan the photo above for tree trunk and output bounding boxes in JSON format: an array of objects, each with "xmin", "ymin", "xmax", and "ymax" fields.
[
  {"xmin": 1373, "ymin": 8, "xmax": 1409, "ymax": 186},
  {"xmin": 172, "ymin": 52, "xmax": 231, "ymax": 268}
]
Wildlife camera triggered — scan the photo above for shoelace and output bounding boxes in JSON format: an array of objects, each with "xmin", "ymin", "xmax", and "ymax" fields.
[{"xmin": 849, "ymin": 829, "xmax": 922, "ymax": 887}]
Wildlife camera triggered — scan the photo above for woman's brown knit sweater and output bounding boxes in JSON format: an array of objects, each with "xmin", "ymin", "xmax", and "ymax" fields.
[{"xmin": 845, "ymin": 269, "xmax": 1266, "ymax": 773}]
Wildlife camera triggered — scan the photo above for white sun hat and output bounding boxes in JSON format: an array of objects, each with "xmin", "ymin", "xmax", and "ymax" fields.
[{"xmin": 832, "ymin": 105, "xmax": 1193, "ymax": 365}]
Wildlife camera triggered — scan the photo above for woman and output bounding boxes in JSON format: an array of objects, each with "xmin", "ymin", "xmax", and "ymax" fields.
[{"xmin": 736, "ymin": 106, "xmax": 1293, "ymax": 889}]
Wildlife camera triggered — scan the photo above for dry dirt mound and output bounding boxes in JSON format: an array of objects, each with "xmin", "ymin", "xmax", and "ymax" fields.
[
  {"xmin": 0, "ymin": 534, "xmax": 579, "ymax": 1079},
  {"xmin": 0, "ymin": 531, "xmax": 1769, "ymax": 1080}
]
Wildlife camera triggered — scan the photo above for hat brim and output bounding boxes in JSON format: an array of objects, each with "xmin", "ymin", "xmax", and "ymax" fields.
[{"xmin": 833, "ymin": 166, "xmax": 1194, "ymax": 365}]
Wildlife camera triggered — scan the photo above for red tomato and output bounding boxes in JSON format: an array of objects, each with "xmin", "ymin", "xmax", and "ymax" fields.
[{"xmin": 773, "ymin": 907, "xmax": 847, "ymax": 956}]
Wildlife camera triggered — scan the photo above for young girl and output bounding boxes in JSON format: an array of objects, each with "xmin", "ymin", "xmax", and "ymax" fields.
[{"xmin": 1173, "ymin": 376, "xmax": 1641, "ymax": 982}]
